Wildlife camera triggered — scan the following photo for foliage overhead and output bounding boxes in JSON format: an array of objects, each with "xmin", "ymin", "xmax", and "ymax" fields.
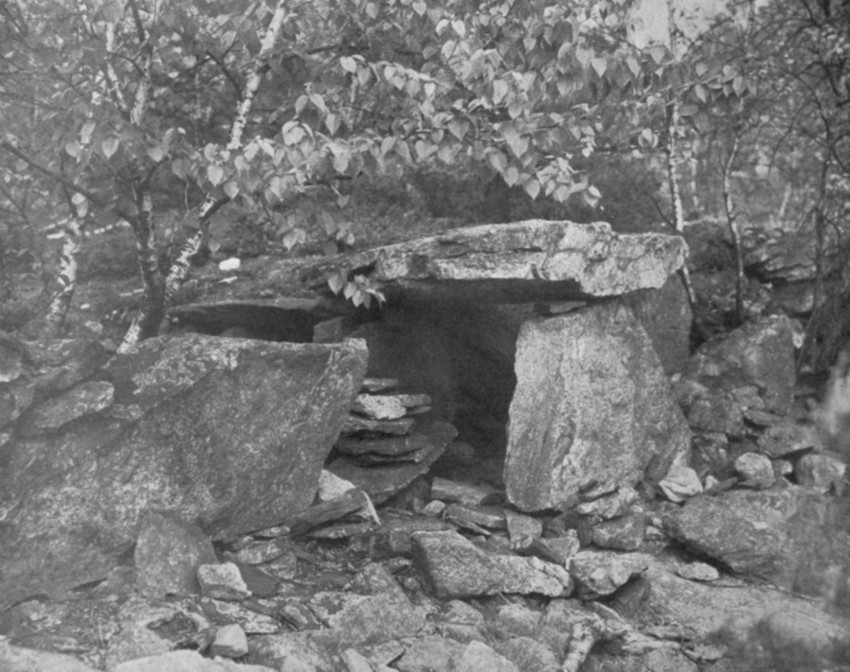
[{"xmin": 0, "ymin": 0, "xmax": 848, "ymax": 352}]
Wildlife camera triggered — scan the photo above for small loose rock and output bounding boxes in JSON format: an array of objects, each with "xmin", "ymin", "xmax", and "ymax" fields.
[
  {"xmin": 211, "ymin": 623, "xmax": 249, "ymax": 658},
  {"xmin": 197, "ymin": 563, "xmax": 251, "ymax": 601},
  {"xmin": 734, "ymin": 452, "xmax": 775, "ymax": 489}
]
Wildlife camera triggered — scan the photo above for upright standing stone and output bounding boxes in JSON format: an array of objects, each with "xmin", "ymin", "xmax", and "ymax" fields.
[{"xmin": 504, "ymin": 301, "xmax": 690, "ymax": 512}]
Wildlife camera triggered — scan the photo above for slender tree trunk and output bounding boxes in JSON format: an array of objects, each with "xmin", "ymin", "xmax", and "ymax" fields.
[
  {"xmin": 777, "ymin": 183, "xmax": 792, "ymax": 221},
  {"xmin": 811, "ymin": 145, "xmax": 830, "ymax": 321},
  {"xmin": 42, "ymin": 214, "xmax": 83, "ymax": 338},
  {"xmin": 153, "ymin": 0, "xmax": 289, "ymax": 336},
  {"xmin": 112, "ymin": 0, "xmax": 162, "ymax": 352},
  {"xmin": 119, "ymin": 177, "xmax": 164, "ymax": 351},
  {"xmin": 722, "ymin": 134, "xmax": 745, "ymax": 324},
  {"xmin": 665, "ymin": 99, "xmax": 697, "ymax": 309},
  {"xmin": 662, "ymin": 0, "xmax": 697, "ymax": 310},
  {"xmin": 687, "ymin": 145, "xmax": 700, "ymax": 214},
  {"xmin": 799, "ymin": 143, "xmax": 840, "ymax": 373}
]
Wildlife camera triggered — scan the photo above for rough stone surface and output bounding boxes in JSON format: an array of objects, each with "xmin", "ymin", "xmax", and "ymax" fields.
[
  {"xmin": 0, "ymin": 335, "xmax": 367, "ymax": 608},
  {"xmin": 341, "ymin": 415, "xmax": 415, "ymax": 435},
  {"xmin": 505, "ymin": 510, "xmax": 544, "ymax": 550},
  {"xmin": 249, "ymin": 590, "xmax": 426, "ymax": 667},
  {"xmin": 411, "ymin": 530, "xmax": 573, "ymax": 598},
  {"xmin": 721, "ymin": 609, "xmax": 849, "ymax": 672},
  {"xmin": 328, "ymin": 421, "xmax": 457, "ymax": 503},
  {"xmin": 758, "ymin": 420, "xmax": 820, "ymax": 457},
  {"xmin": 530, "ymin": 532, "xmax": 581, "ymax": 565},
  {"xmin": 642, "ymin": 550, "xmax": 849, "ymax": 643},
  {"xmin": 231, "ymin": 537, "xmax": 296, "ymax": 566},
  {"xmin": 505, "ymin": 301, "xmax": 690, "ymax": 511},
  {"xmin": 352, "ymin": 393, "xmax": 408, "ymax": 420},
  {"xmin": 0, "ymin": 635, "xmax": 99, "ymax": 671},
  {"xmin": 795, "ymin": 452, "xmax": 847, "ymax": 494},
  {"xmin": 430, "ymin": 477, "xmax": 501, "ymax": 506},
  {"xmin": 26, "ymin": 338, "xmax": 111, "ymax": 392},
  {"xmin": 103, "ymin": 599, "xmax": 180, "ymax": 669},
  {"xmin": 134, "ymin": 511, "xmax": 217, "ymax": 598},
  {"xmin": 494, "ymin": 603, "xmax": 541, "ymax": 638},
  {"xmin": 623, "ymin": 275, "xmax": 692, "ymax": 375},
  {"xmin": 497, "ymin": 636, "xmax": 560, "ymax": 672},
  {"xmin": 443, "ymin": 503, "xmax": 506, "ymax": 531},
  {"xmin": 538, "ymin": 599, "xmax": 605, "ymax": 654},
  {"xmin": 114, "ymin": 649, "xmax": 275, "ymax": 672},
  {"xmin": 675, "ymin": 562, "xmax": 720, "ymax": 582},
  {"xmin": 454, "ymin": 640, "xmax": 519, "ymax": 672},
  {"xmin": 335, "ymin": 420, "xmax": 457, "ymax": 458},
  {"xmin": 576, "ymin": 486, "xmax": 639, "ymax": 520},
  {"xmin": 309, "ymin": 220, "xmax": 687, "ymax": 303},
  {"xmin": 678, "ymin": 384, "xmax": 747, "ymax": 436},
  {"xmin": 210, "ymin": 623, "xmax": 249, "ymax": 658},
  {"xmin": 308, "ymin": 591, "xmax": 427, "ymax": 646},
  {"xmin": 686, "ymin": 314, "xmax": 797, "ymax": 414},
  {"xmin": 22, "ymin": 380, "xmax": 114, "ymax": 433},
  {"xmin": 0, "ymin": 338, "xmax": 109, "ymax": 429},
  {"xmin": 743, "ymin": 226, "xmax": 821, "ymax": 283},
  {"xmin": 198, "ymin": 563, "xmax": 251, "ymax": 601},
  {"xmin": 586, "ymin": 649, "xmax": 699, "ymax": 672},
  {"xmin": 733, "ymin": 452, "xmax": 775, "ymax": 489},
  {"xmin": 658, "ymin": 466, "xmax": 703, "ymax": 502},
  {"xmin": 662, "ymin": 487, "xmax": 850, "ymax": 594},
  {"xmin": 249, "ymin": 632, "xmax": 339, "ymax": 672},
  {"xmin": 200, "ymin": 598, "xmax": 281, "ymax": 634},
  {"xmin": 591, "ymin": 509, "xmax": 647, "ymax": 551},
  {"xmin": 0, "ymin": 337, "xmax": 24, "ymax": 383},
  {"xmin": 569, "ymin": 551, "xmax": 649, "ymax": 599},
  {"xmin": 393, "ymin": 635, "xmax": 466, "ymax": 672}
]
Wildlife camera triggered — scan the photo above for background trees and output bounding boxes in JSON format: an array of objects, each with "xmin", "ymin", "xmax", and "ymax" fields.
[{"xmin": 0, "ymin": 0, "xmax": 848, "ymax": 371}]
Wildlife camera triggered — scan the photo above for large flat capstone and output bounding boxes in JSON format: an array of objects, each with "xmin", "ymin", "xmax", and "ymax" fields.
[{"xmin": 318, "ymin": 220, "xmax": 687, "ymax": 303}]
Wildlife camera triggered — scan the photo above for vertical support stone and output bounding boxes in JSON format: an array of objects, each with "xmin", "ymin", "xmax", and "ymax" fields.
[{"xmin": 504, "ymin": 301, "xmax": 690, "ymax": 512}]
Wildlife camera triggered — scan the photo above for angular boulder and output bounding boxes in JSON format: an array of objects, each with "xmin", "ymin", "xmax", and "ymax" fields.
[
  {"xmin": 0, "ymin": 337, "xmax": 110, "ymax": 430},
  {"xmin": 0, "ymin": 334, "xmax": 367, "ymax": 608},
  {"xmin": 134, "ymin": 511, "xmax": 217, "ymax": 598},
  {"xmin": 411, "ymin": 530, "xmax": 573, "ymax": 598},
  {"xmin": 504, "ymin": 301, "xmax": 690, "ymax": 511},
  {"xmin": 623, "ymin": 275, "xmax": 692, "ymax": 375},
  {"xmin": 685, "ymin": 314, "xmax": 797, "ymax": 414},
  {"xmin": 327, "ymin": 420, "xmax": 458, "ymax": 503},
  {"xmin": 663, "ymin": 487, "xmax": 850, "ymax": 595}
]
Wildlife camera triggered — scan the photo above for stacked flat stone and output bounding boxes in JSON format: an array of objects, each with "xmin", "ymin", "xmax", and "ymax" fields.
[
  {"xmin": 336, "ymin": 378, "xmax": 451, "ymax": 465},
  {"xmin": 328, "ymin": 378, "xmax": 458, "ymax": 502}
]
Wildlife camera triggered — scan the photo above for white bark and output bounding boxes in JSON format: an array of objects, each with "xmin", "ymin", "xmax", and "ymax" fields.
[
  {"xmin": 228, "ymin": 0, "xmax": 289, "ymax": 151},
  {"xmin": 722, "ymin": 135, "xmax": 745, "ymax": 321},
  {"xmin": 43, "ymin": 216, "xmax": 83, "ymax": 338},
  {"xmin": 121, "ymin": 0, "xmax": 289, "ymax": 347},
  {"xmin": 665, "ymin": 99, "xmax": 697, "ymax": 309},
  {"xmin": 159, "ymin": 0, "xmax": 289, "ymax": 324}
]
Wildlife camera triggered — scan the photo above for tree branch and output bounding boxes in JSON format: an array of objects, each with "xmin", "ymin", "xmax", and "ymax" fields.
[
  {"xmin": 206, "ymin": 49, "xmax": 244, "ymax": 101},
  {"xmin": 0, "ymin": 141, "xmax": 105, "ymax": 205}
]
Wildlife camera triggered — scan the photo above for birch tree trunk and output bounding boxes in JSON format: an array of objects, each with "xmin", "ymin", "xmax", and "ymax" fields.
[
  {"xmin": 119, "ymin": 0, "xmax": 290, "ymax": 347},
  {"xmin": 664, "ymin": 0, "xmax": 696, "ymax": 310},
  {"xmin": 42, "ymin": 212, "xmax": 83, "ymax": 338},
  {"xmin": 722, "ymin": 135, "xmax": 745, "ymax": 324},
  {"xmin": 665, "ymin": 99, "xmax": 697, "ymax": 309}
]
